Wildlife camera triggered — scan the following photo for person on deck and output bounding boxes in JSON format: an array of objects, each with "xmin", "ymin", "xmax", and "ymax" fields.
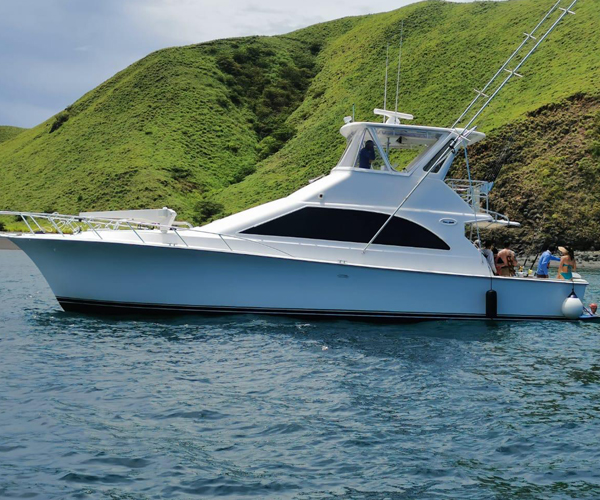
[
  {"xmin": 557, "ymin": 246, "xmax": 576, "ymax": 280},
  {"xmin": 481, "ymin": 240, "xmax": 497, "ymax": 275},
  {"xmin": 536, "ymin": 244, "xmax": 560, "ymax": 279},
  {"xmin": 358, "ymin": 140, "xmax": 376, "ymax": 169},
  {"xmin": 497, "ymin": 241, "xmax": 518, "ymax": 277}
]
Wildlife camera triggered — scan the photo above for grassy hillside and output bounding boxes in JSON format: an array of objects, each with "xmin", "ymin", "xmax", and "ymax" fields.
[
  {"xmin": 0, "ymin": 126, "xmax": 25, "ymax": 144},
  {"xmin": 213, "ymin": 0, "xmax": 600, "ymax": 214},
  {"xmin": 0, "ymin": 16, "xmax": 360, "ymax": 217},
  {"xmin": 1, "ymin": 0, "xmax": 599, "ymax": 245}
]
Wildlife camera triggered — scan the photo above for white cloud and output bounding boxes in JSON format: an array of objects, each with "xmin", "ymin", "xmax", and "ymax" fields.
[
  {"xmin": 127, "ymin": 0, "xmax": 401, "ymax": 45},
  {"xmin": 0, "ymin": 0, "xmax": 482, "ymax": 128}
]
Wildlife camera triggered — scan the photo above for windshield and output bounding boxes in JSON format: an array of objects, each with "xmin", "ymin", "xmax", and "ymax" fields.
[
  {"xmin": 375, "ymin": 126, "xmax": 446, "ymax": 172},
  {"xmin": 353, "ymin": 129, "xmax": 387, "ymax": 171},
  {"xmin": 337, "ymin": 125, "xmax": 449, "ymax": 173}
]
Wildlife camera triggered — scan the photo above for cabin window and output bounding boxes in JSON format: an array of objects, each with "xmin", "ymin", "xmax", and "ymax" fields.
[
  {"xmin": 423, "ymin": 138, "xmax": 454, "ymax": 173},
  {"xmin": 376, "ymin": 128, "xmax": 443, "ymax": 172},
  {"xmin": 353, "ymin": 130, "xmax": 387, "ymax": 171},
  {"xmin": 241, "ymin": 207, "xmax": 450, "ymax": 250}
]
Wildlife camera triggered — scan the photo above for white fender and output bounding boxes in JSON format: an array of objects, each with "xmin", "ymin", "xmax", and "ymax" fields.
[{"xmin": 562, "ymin": 292, "xmax": 584, "ymax": 320}]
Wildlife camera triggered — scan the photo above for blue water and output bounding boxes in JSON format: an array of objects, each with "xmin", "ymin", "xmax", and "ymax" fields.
[{"xmin": 1, "ymin": 250, "xmax": 600, "ymax": 499}]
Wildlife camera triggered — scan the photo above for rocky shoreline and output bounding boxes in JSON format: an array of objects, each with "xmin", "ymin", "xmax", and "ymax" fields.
[{"xmin": 517, "ymin": 252, "xmax": 600, "ymax": 271}]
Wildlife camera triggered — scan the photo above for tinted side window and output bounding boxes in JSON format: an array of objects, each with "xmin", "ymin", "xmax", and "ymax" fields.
[
  {"xmin": 241, "ymin": 207, "xmax": 449, "ymax": 250},
  {"xmin": 423, "ymin": 139, "xmax": 453, "ymax": 173}
]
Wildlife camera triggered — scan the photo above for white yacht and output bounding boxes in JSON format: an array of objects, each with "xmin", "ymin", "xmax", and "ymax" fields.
[
  {"xmin": 1, "ymin": 108, "xmax": 595, "ymax": 321},
  {"xmin": 2, "ymin": 0, "xmax": 592, "ymax": 321}
]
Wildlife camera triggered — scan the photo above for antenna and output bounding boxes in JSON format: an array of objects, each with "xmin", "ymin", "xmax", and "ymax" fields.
[
  {"xmin": 394, "ymin": 20, "xmax": 405, "ymax": 114},
  {"xmin": 452, "ymin": 0, "xmax": 576, "ymax": 131},
  {"xmin": 383, "ymin": 42, "xmax": 389, "ymax": 122}
]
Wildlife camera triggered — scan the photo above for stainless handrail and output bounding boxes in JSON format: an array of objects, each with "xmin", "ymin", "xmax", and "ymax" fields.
[
  {"xmin": 446, "ymin": 178, "xmax": 491, "ymax": 213},
  {"xmin": 0, "ymin": 210, "xmax": 294, "ymax": 258},
  {"xmin": 186, "ymin": 229, "xmax": 294, "ymax": 258}
]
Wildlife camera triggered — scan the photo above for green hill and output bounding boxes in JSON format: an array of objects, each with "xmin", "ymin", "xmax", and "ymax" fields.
[
  {"xmin": 1, "ymin": 0, "xmax": 599, "ymax": 246},
  {"xmin": 0, "ymin": 126, "xmax": 25, "ymax": 144}
]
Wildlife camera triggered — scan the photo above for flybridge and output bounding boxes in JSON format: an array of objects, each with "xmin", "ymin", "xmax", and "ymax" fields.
[{"xmin": 349, "ymin": 0, "xmax": 578, "ymax": 251}]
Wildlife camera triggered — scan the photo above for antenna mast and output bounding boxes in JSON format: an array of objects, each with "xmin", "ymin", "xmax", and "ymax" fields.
[
  {"xmin": 394, "ymin": 20, "xmax": 405, "ymax": 114},
  {"xmin": 383, "ymin": 42, "xmax": 389, "ymax": 122}
]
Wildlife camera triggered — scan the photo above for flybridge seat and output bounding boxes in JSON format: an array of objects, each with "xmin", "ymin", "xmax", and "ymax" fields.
[{"xmin": 79, "ymin": 208, "xmax": 177, "ymax": 231}]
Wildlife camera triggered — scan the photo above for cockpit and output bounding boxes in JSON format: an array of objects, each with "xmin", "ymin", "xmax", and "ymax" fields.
[
  {"xmin": 337, "ymin": 123, "xmax": 450, "ymax": 174},
  {"xmin": 335, "ymin": 112, "xmax": 486, "ymax": 177}
]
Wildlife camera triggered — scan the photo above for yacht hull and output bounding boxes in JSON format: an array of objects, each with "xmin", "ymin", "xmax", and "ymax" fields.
[{"xmin": 10, "ymin": 237, "xmax": 588, "ymax": 321}]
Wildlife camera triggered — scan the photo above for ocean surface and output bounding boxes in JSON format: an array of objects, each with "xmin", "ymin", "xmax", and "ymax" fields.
[{"xmin": 1, "ymin": 249, "xmax": 600, "ymax": 500}]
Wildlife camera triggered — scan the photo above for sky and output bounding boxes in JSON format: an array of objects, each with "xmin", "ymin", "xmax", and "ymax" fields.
[{"xmin": 0, "ymin": 0, "xmax": 475, "ymax": 128}]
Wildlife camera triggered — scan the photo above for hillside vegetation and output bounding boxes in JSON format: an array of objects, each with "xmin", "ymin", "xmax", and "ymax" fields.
[
  {"xmin": 450, "ymin": 93, "xmax": 600, "ymax": 250},
  {"xmin": 0, "ymin": 0, "xmax": 599, "ymax": 246},
  {"xmin": 0, "ymin": 126, "xmax": 25, "ymax": 144}
]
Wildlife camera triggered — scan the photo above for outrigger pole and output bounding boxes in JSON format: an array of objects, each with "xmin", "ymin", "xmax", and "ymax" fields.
[
  {"xmin": 363, "ymin": 0, "xmax": 577, "ymax": 254},
  {"xmin": 451, "ymin": 0, "xmax": 564, "ymax": 129},
  {"xmin": 453, "ymin": 0, "xmax": 577, "ymax": 134}
]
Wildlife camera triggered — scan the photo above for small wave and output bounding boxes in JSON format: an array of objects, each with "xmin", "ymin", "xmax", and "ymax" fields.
[
  {"xmin": 60, "ymin": 472, "xmax": 132, "ymax": 484},
  {"xmin": 83, "ymin": 457, "xmax": 152, "ymax": 469},
  {"xmin": 159, "ymin": 409, "xmax": 226, "ymax": 420},
  {"xmin": 0, "ymin": 445, "xmax": 26, "ymax": 452}
]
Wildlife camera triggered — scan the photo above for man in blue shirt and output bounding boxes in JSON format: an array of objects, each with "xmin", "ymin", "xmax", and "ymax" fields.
[
  {"xmin": 536, "ymin": 244, "xmax": 560, "ymax": 278},
  {"xmin": 358, "ymin": 140, "xmax": 376, "ymax": 169}
]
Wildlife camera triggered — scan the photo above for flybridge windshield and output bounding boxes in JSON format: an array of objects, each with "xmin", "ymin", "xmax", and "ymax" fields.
[{"xmin": 338, "ymin": 125, "xmax": 448, "ymax": 173}]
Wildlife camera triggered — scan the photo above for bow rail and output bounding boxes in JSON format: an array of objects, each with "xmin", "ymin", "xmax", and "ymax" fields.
[{"xmin": 0, "ymin": 210, "xmax": 294, "ymax": 257}]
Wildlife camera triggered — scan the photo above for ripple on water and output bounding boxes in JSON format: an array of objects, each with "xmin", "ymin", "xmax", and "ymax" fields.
[
  {"xmin": 1, "ymin": 250, "xmax": 600, "ymax": 499},
  {"xmin": 60, "ymin": 472, "xmax": 132, "ymax": 485}
]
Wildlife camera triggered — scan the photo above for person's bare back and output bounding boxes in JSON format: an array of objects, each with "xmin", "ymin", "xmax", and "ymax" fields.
[{"xmin": 497, "ymin": 243, "xmax": 518, "ymax": 277}]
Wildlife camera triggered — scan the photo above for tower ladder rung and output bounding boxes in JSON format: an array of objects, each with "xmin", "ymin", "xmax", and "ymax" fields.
[{"xmin": 503, "ymin": 68, "xmax": 523, "ymax": 78}]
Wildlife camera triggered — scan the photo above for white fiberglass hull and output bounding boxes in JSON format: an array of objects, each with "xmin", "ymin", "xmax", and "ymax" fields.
[{"xmin": 9, "ymin": 236, "xmax": 588, "ymax": 321}]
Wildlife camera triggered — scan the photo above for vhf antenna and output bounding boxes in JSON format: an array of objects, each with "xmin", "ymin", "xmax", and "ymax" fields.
[
  {"xmin": 394, "ymin": 19, "xmax": 405, "ymax": 114},
  {"xmin": 383, "ymin": 42, "xmax": 390, "ymax": 122},
  {"xmin": 363, "ymin": 0, "xmax": 578, "ymax": 254}
]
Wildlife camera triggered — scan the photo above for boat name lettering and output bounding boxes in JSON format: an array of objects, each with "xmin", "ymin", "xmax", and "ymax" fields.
[{"xmin": 440, "ymin": 218, "xmax": 457, "ymax": 226}]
